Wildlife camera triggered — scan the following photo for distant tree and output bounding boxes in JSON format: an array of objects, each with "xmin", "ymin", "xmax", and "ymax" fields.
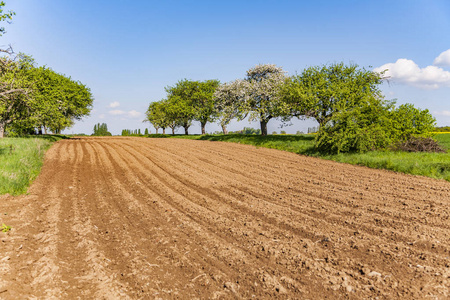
[
  {"xmin": 280, "ymin": 130, "xmax": 286, "ymax": 134},
  {"xmin": 214, "ymin": 80, "xmax": 248, "ymax": 135},
  {"xmin": 144, "ymin": 128, "xmax": 149, "ymax": 135},
  {"xmin": 272, "ymin": 131, "xmax": 277, "ymax": 135},
  {"xmin": 191, "ymin": 79, "xmax": 220, "ymax": 135},
  {"xmin": 245, "ymin": 64, "xmax": 290, "ymax": 135},
  {"xmin": 145, "ymin": 100, "xmax": 171, "ymax": 134},
  {"xmin": 165, "ymin": 80, "xmax": 197, "ymax": 135},
  {"xmin": 92, "ymin": 123, "xmax": 111, "ymax": 136},
  {"xmin": 242, "ymin": 127, "xmax": 261, "ymax": 135},
  {"xmin": 218, "ymin": 64, "xmax": 289, "ymax": 136}
]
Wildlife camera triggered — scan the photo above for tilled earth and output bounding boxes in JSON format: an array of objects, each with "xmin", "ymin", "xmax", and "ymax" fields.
[{"xmin": 0, "ymin": 137, "xmax": 449, "ymax": 299}]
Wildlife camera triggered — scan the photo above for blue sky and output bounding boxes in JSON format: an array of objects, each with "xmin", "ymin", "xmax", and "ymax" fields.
[{"xmin": 2, "ymin": 0, "xmax": 450, "ymax": 134}]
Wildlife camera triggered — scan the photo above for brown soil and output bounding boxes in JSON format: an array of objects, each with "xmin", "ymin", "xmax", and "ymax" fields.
[{"xmin": 0, "ymin": 137, "xmax": 449, "ymax": 299}]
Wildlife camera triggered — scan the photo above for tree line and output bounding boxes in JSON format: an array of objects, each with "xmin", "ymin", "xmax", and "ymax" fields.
[
  {"xmin": 0, "ymin": 3, "xmax": 93, "ymax": 138},
  {"xmin": 145, "ymin": 63, "xmax": 436, "ymax": 153}
]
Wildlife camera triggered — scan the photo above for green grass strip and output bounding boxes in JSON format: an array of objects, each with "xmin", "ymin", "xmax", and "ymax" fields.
[{"xmin": 0, "ymin": 135, "xmax": 67, "ymax": 195}]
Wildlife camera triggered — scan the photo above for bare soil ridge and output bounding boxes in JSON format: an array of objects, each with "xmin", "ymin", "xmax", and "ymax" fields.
[{"xmin": 0, "ymin": 137, "xmax": 449, "ymax": 299}]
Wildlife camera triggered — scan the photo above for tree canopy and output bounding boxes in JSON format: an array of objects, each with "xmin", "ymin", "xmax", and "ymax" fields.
[{"xmin": 218, "ymin": 64, "xmax": 289, "ymax": 136}]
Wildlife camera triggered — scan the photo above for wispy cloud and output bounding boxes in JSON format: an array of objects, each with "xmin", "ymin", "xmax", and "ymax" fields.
[
  {"xmin": 433, "ymin": 49, "xmax": 450, "ymax": 67},
  {"xmin": 109, "ymin": 109, "xmax": 125, "ymax": 116},
  {"xmin": 108, "ymin": 101, "xmax": 120, "ymax": 108},
  {"xmin": 434, "ymin": 110, "xmax": 450, "ymax": 116},
  {"xmin": 127, "ymin": 110, "xmax": 142, "ymax": 118},
  {"xmin": 108, "ymin": 109, "xmax": 142, "ymax": 118},
  {"xmin": 374, "ymin": 58, "xmax": 450, "ymax": 89}
]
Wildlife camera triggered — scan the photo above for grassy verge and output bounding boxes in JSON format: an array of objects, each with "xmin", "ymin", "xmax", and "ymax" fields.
[
  {"xmin": 148, "ymin": 133, "xmax": 450, "ymax": 181},
  {"xmin": 0, "ymin": 135, "xmax": 68, "ymax": 195}
]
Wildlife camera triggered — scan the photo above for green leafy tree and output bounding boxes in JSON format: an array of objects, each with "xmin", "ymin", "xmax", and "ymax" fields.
[
  {"xmin": 2, "ymin": 54, "xmax": 93, "ymax": 136},
  {"xmin": 92, "ymin": 123, "xmax": 111, "ymax": 136},
  {"xmin": 145, "ymin": 100, "xmax": 171, "ymax": 134},
  {"xmin": 282, "ymin": 63, "xmax": 385, "ymax": 127},
  {"xmin": 165, "ymin": 79, "xmax": 197, "ymax": 135},
  {"xmin": 144, "ymin": 128, "xmax": 149, "ymax": 135},
  {"xmin": 0, "ymin": 55, "xmax": 33, "ymax": 138},
  {"xmin": 191, "ymin": 79, "xmax": 220, "ymax": 135}
]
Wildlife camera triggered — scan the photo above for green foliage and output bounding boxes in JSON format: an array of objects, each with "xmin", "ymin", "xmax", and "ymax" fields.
[
  {"xmin": 145, "ymin": 100, "xmax": 171, "ymax": 133},
  {"xmin": 389, "ymin": 104, "xmax": 436, "ymax": 141},
  {"xmin": 26, "ymin": 63, "xmax": 94, "ymax": 134},
  {"xmin": 281, "ymin": 63, "xmax": 436, "ymax": 153},
  {"xmin": 92, "ymin": 123, "xmax": 111, "ymax": 136},
  {"xmin": 0, "ymin": 135, "xmax": 66, "ymax": 195},
  {"xmin": 191, "ymin": 79, "xmax": 220, "ymax": 134},
  {"xmin": 0, "ymin": 1, "xmax": 14, "ymax": 36},
  {"xmin": 164, "ymin": 80, "xmax": 199, "ymax": 135},
  {"xmin": 0, "ymin": 54, "xmax": 34, "ymax": 138},
  {"xmin": 144, "ymin": 128, "xmax": 149, "ymax": 135},
  {"xmin": 282, "ymin": 62, "xmax": 385, "ymax": 127},
  {"xmin": 121, "ymin": 129, "xmax": 145, "ymax": 136},
  {"xmin": 1, "ymin": 54, "xmax": 93, "ymax": 137},
  {"xmin": 315, "ymin": 97, "xmax": 394, "ymax": 153},
  {"xmin": 240, "ymin": 127, "xmax": 261, "ymax": 135}
]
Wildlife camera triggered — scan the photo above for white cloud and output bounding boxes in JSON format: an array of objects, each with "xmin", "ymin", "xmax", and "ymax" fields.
[
  {"xmin": 127, "ymin": 110, "xmax": 142, "ymax": 118},
  {"xmin": 108, "ymin": 109, "xmax": 142, "ymax": 118},
  {"xmin": 108, "ymin": 101, "xmax": 120, "ymax": 108},
  {"xmin": 99, "ymin": 114, "xmax": 105, "ymax": 119},
  {"xmin": 434, "ymin": 110, "xmax": 450, "ymax": 116},
  {"xmin": 433, "ymin": 49, "xmax": 450, "ymax": 67},
  {"xmin": 374, "ymin": 58, "xmax": 450, "ymax": 89},
  {"xmin": 109, "ymin": 109, "xmax": 126, "ymax": 115}
]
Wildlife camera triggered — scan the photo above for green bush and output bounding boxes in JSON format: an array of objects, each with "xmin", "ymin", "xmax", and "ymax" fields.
[{"xmin": 316, "ymin": 100, "xmax": 436, "ymax": 154}]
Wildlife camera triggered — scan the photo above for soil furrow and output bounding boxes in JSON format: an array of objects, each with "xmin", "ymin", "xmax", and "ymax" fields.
[{"xmin": 0, "ymin": 137, "xmax": 448, "ymax": 299}]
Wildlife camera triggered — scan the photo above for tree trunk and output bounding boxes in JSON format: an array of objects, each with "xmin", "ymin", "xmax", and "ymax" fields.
[
  {"xmin": 221, "ymin": 124, "xmax": 228, "ymax": 135},
  {"xmin": 201, "ymin": 121, "xmax": 207, "ymax": 135},
  {"xmin": 172, "ymin": 127, "xmax": 175, "ymax": 135},
  {"xmin": 44, "ymin": 126, "xmax": 48, "ymax": 134},
  {"xmin": 260, "ymin": 120, "xmax": 268, "ymax": 136},
  {"xmin": 155, "ymin": 128, "xmax": 159, "ymax": 134},
  {"xmin": 38, "ymin": 127, "xmax": 43, "ymax": 135},
  {"xmin": 162, "ymin": 128, "xmax": 166, "ymax": 135},
  {"xmin": 0, "ymin": 121, "xmax": 5, "ymax": 138},
  {"xmin": 184, "ymin": 124, "xmax": 189, "ymax": 135}
]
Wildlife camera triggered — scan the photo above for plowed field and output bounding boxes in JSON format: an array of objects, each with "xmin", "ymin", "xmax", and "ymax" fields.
[{"xmin": 0, "ymin": 137, "xmax": 449, "ymax": 299}]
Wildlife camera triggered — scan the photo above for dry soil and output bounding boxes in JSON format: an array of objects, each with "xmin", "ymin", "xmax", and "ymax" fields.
[{"xmin": 0, "ymin": 137, "xmax": 449, "ymax": 299}]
